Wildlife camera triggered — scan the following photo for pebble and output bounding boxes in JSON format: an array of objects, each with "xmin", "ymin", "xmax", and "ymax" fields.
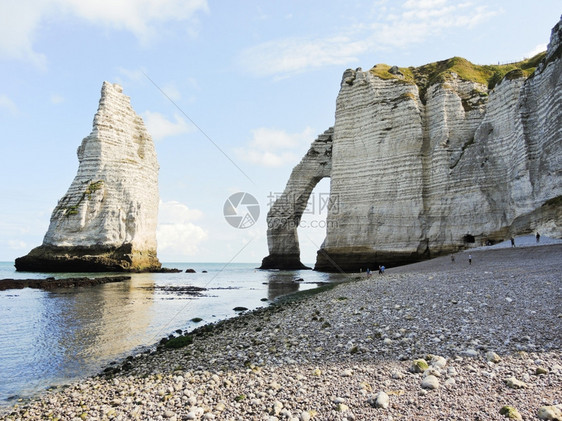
[
  {"xmin": 486, "ymin": 351, "xmax": 502, "ymax": 363},
  {"xmin": 421, "ymin": 375, "xmax": 440, "ymax": 390},
  {"xmin": 500, "ymin": 405, "xmax": 522, "ymax": 420},
  {"xmin": 411, "ymin": 359, "xmax": 429, "ymax": 373},
  {"xmin": 342, "ymin": 368, "xmax": 353, "ymax": 377},
  {"xmin": 537, "ymin": 405, "xmax": 562, "ymax": 420},
  {"xmin": 503, "ymin": 376, "xmax": 527, "ymax": 389},
  {"xmin": 373, "ymin": 391, "xmax": 390, "ymax": 409},
  {"xmin": 430, "ymin": 355, "xmax": 447, "ymax": 369},
  {"xmin": 336, "ymin": 403, "xmax": 349, "ymax": 412}
]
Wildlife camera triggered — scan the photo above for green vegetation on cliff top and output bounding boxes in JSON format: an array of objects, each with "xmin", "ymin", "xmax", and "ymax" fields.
[{"xmin": 370, "ymin": 52, "xmax": 546, "ymax": 96}]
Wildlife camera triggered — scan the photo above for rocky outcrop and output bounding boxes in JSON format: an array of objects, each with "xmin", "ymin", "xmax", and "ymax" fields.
[
  {"xmin": 260, "ymin": 128, "xmax": 333, "ymax": 269},
  {"xmin": 16, "ymin": 82, "xmax": 161, "ymax": 272},
  {"xmin": 265, "ymin": 17, "xmax": 562, "ymax": 272},
  {"xmin": 0, "ymin": 276, "xmax": 131, "ymax": 291}
]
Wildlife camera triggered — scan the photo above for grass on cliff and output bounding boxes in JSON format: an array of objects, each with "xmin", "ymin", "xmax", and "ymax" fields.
[{"xmin": 370, "ymin": 52, "xmax": 547, "ymax": 100}]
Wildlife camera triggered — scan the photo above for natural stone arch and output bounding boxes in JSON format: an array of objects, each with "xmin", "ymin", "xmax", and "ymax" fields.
[{"xmin": 260, "ymin": 128, "xmax": 333, "ymax": 269}]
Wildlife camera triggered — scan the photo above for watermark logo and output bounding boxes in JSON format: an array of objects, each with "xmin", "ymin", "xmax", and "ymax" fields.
[
  {"xmin": 223, "ymin": 192, "xmax": 260, "ymax": 229},
  {"xmin": 266, "ymin": 192, "xmax": 339, "ymax": 214}
]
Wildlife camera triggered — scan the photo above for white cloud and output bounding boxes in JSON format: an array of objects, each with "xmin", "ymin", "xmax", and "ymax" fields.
[
  {"xmin": 525, "ymin": 43, "xmax": 547, "ymax": 59},
  {"xmin": 403, "ymin": 0, "xmax": 447, "ymax": 8},
  {"xmin": 236, "ymin": 127, "xmax": 315, "ymax": 167},
  {"xmin": 157, "ymin": 200, "xmax": 207, "ymax": 257},
  {"xmin": 8, "ymin": 240, "xmax": 27, "ymax": 250},
  {"xmin": 0, "ymin": 2, "xmax": 47, "ymax": 67},
  {"xmin": 238, "ymin": 0, "xmax": 499, "ymax": 77},
  {"xmin": 0, "ymin": 94, "xmax": 18, "ymax": 115},
  {"xmin": 0, "ymin": 0, "xmax": 208, "ymax": 66},
  {"xmin": 142, "ymin": 111, "xmax": 193, "ymax": 141},
  {"xmin": 117, "ymin": 66, "xmax": 147, "ymax": 83},
  {"xmin": 238, "ymin": 36, "xmax": 366, "ymax": 77}
]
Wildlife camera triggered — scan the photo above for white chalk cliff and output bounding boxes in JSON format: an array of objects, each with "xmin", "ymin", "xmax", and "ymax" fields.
[
  {"xmin": 16, "ymin": 82, "xmax": 161, "ymax": 272},
  {"xmin": 260, "ymin": 128, "xmax": 333, "ymax": 269},
  {"xmin": 263, "ymin": 16, "xmax": 562, "ymax": 271}
]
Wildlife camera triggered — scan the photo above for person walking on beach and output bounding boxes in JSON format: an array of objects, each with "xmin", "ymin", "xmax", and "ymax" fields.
[
  {"xmin": 451, "ymin": 254, "xmax": 455, "ymax": 263},
  {"xmin": 468, "ymin": 254, "xmax": 472, "ymax": 265},
  {"xmin": 510, "ymin": 237, "xmax": 515, "ymax": 247},
  {"xmin": 536, "ymin": 232, "xmax": 541, "ymax": 243}
]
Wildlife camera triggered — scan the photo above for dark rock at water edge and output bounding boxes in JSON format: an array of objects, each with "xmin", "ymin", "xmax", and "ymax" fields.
[
  {"xmin": 313, "ymin": 247, "xmax": 431, "ymax": 273},
  {"xmin": 152, "ymin": 267, "xmax": 182, "ymax": 273},
  {"xmin": 0, "ymin": 276, "xmax": 130, "ymax": 291},
  {"xmin": 185, "ymin": 268, "xmax": 196, "ymax": 273},
  {"xmin": 15, "ymin": 244, "xmax": 161, "ymax": 273},
  {"xmin": 259, "ymin": 254, "xmax": 311, "ymax": 270}
]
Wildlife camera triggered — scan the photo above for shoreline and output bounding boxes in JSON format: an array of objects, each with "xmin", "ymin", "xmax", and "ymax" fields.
[{"xmin": 3, "ymin": 244, "xmax": 561, "ymax": 420}]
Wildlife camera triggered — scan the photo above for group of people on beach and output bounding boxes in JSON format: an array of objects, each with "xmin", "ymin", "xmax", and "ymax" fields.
[
  {"xmin": 450, "ymin": 232, "xmax": 542, "ymax": 265},
  {"xmin": 365, "ymin": 265, "xmax": 385, "ymax": 277}
]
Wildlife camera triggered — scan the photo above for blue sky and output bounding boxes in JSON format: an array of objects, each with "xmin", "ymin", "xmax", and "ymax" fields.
[{"xmin": 0, "ymin": 0, "xmax": 560, "ymax": 265}]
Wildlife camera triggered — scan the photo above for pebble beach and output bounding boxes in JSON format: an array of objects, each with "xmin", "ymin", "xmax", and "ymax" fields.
[{"xmin": 3, "ymin": 242, "xmax": 562, "ymax": 420}]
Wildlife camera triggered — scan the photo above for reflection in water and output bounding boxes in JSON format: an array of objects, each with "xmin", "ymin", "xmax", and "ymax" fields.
[
  {"xmin": 0, "ymin": 262, "xmax": 343, "ymax": 405},
  {"xmin": 0, "ymin": 276, "xmax": 155, "ymax": 401},
  {"xmin": 266, "ymin": 271, "xmax": 302, "ymax": 300},
  {"xmin": 47, "ymin": 275, "xmax": 154, "ymax": 375}
]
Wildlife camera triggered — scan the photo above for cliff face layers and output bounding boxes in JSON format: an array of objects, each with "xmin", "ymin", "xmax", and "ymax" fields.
[
  {"xmin": 16, "ymin": 82, "xmax": 161, "ymax": 272},
  {"xmin": 264, "ymin": 17, "xmax": 562, "ymax": 272}
]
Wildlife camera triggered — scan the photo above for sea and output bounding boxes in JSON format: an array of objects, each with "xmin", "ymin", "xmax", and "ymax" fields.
[{"xmin": 0, "ymin": 261, "xmax": 345, "ymax": 407}]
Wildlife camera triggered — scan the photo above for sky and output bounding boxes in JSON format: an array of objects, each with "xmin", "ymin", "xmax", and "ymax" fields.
[{"xmin": 0, "ymin": 1, "xmax": 560, "ymax": 265}]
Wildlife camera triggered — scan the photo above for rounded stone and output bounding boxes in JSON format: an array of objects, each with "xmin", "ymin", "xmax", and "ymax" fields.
[{"xmin": 421, "ymin": 375, "xmax": 440, "ymax": 390}]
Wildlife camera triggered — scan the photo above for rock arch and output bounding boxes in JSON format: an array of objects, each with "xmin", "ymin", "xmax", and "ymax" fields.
[{"xmin": 260, "ymin": 128, "xmax": 333, "ymax": 269}]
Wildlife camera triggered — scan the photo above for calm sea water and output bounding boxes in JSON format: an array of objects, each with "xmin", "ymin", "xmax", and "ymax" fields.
[{"xmin": 0, "ymin": 261, "xmax": 343, "ymax": 406}]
